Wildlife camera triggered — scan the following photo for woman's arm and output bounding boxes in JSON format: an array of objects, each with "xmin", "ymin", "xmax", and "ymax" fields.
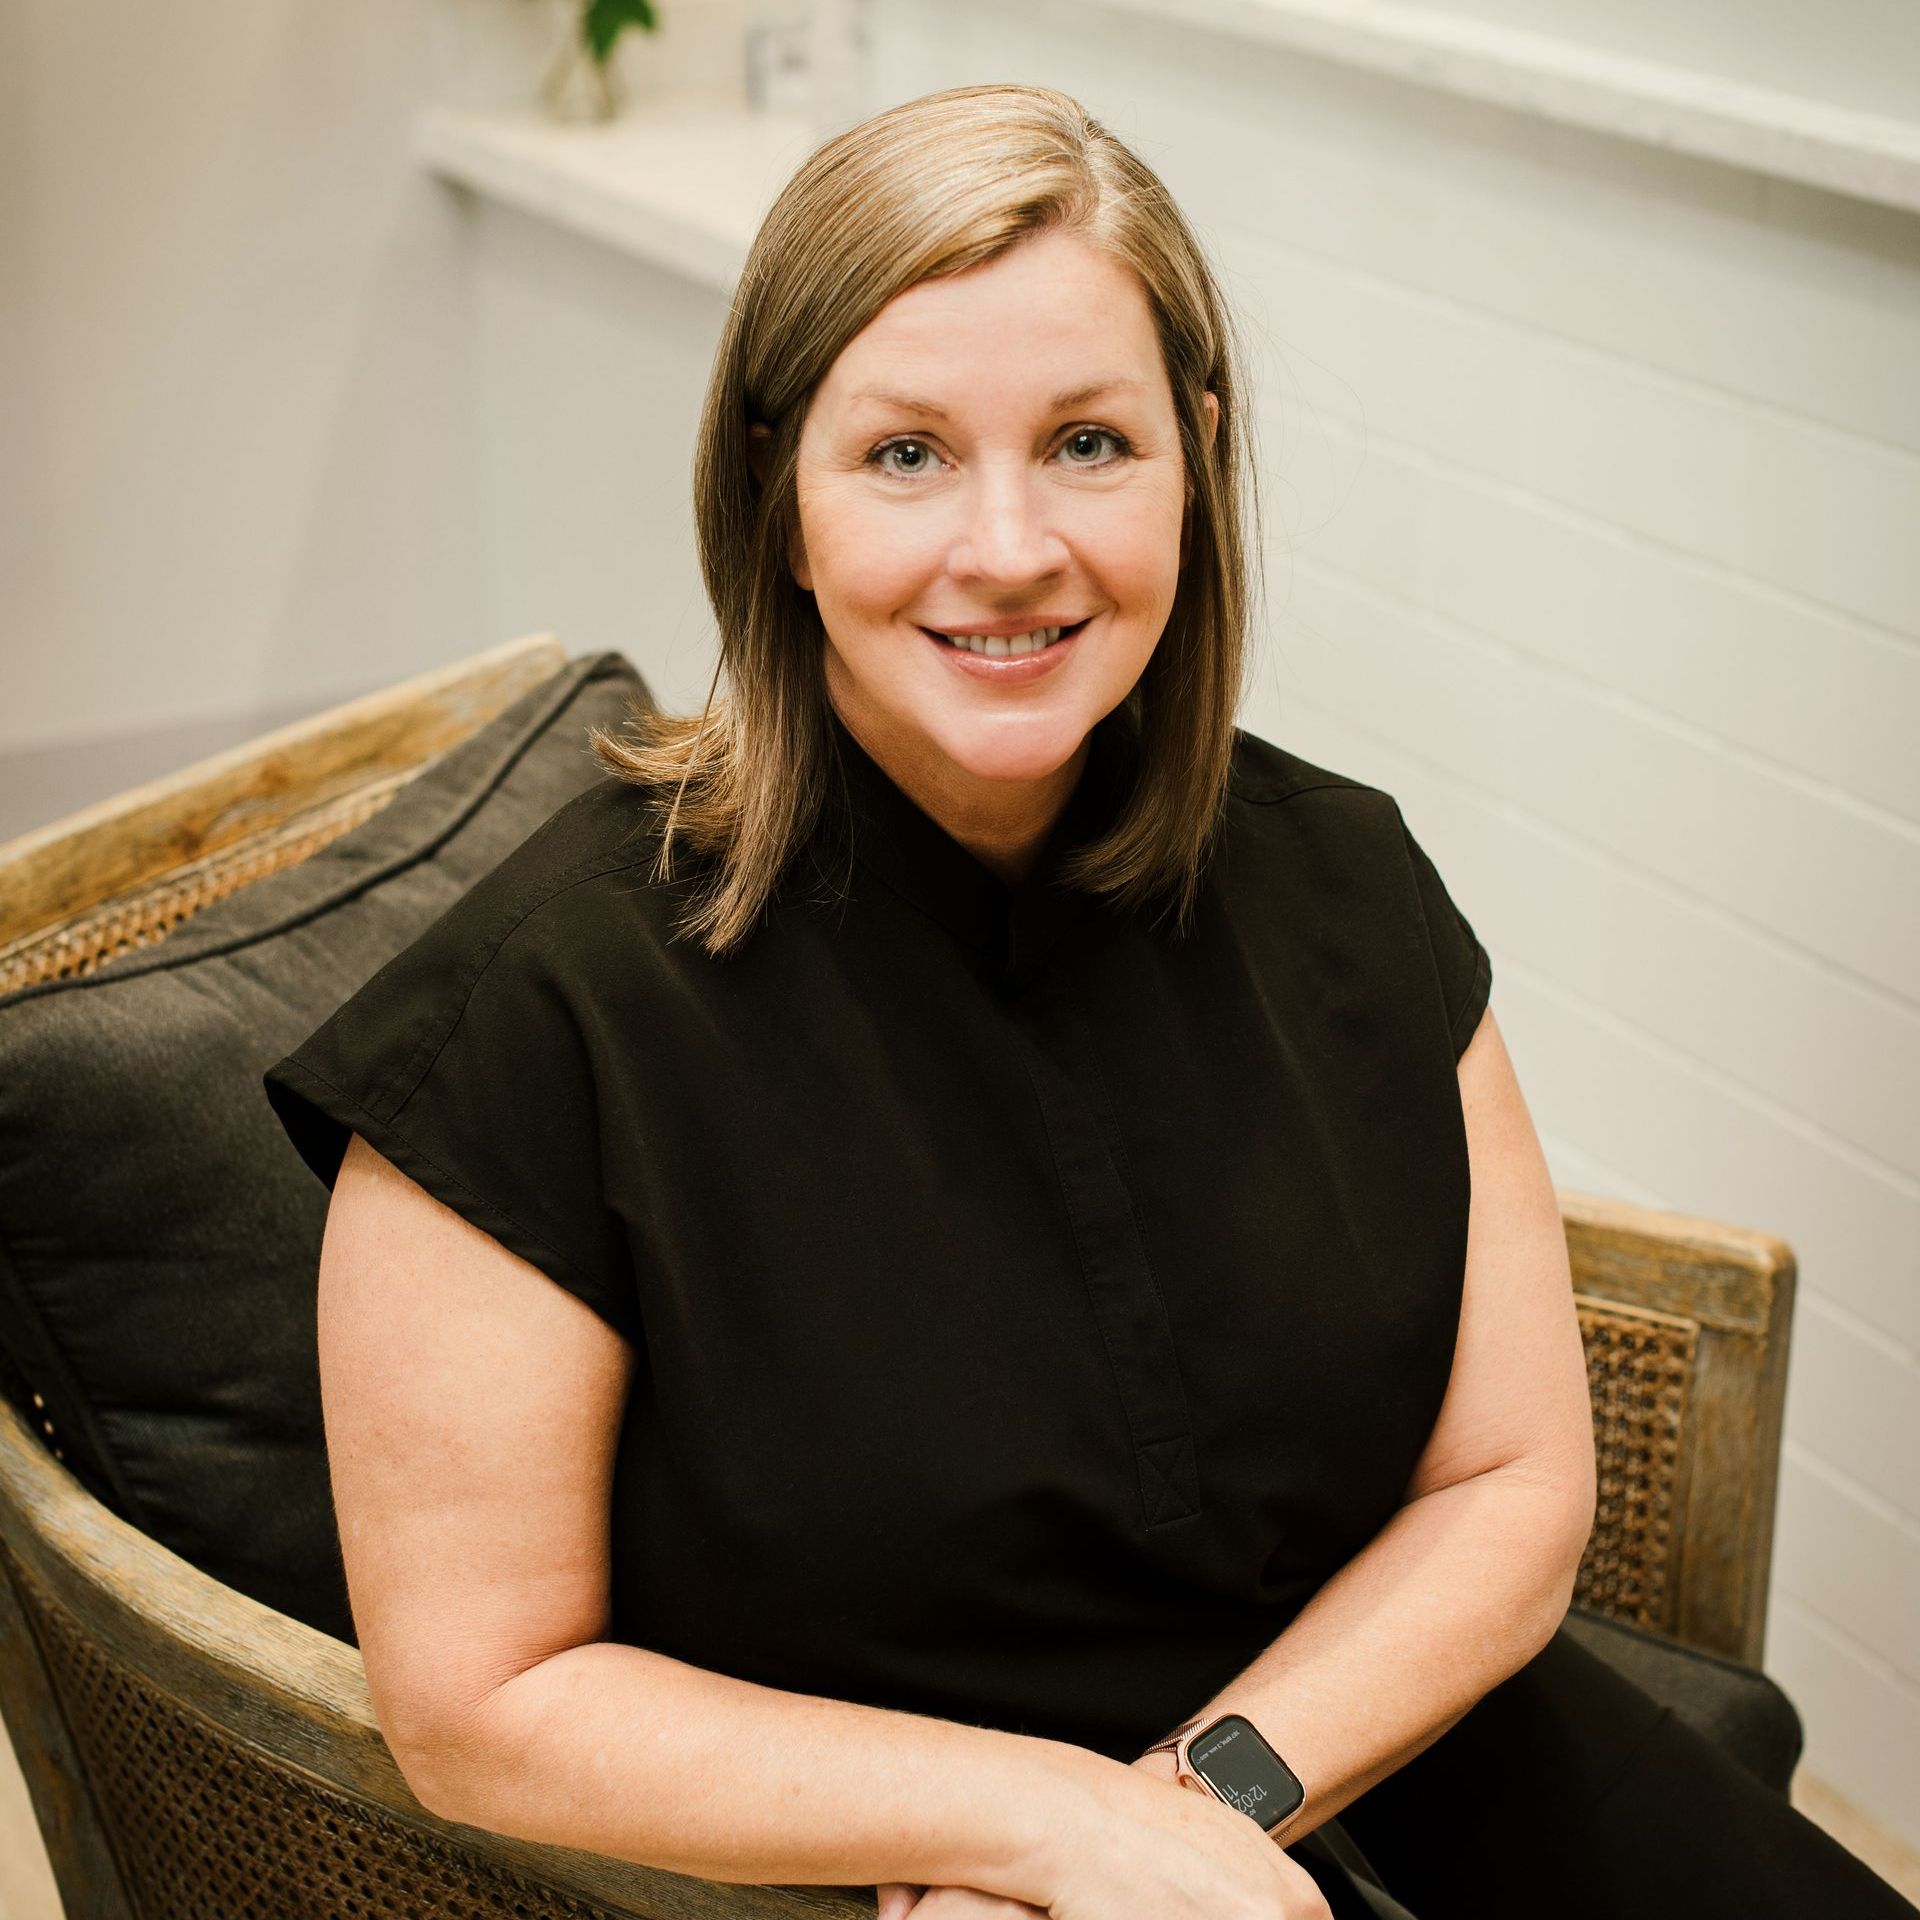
[
  {"xmin": 1133, "ymin": 1005, "xmax": 1598, "ymax": 1833},
  {"xmin": 322, "ymin": 1132, "xmax": 1074, "ymax": 1895}
]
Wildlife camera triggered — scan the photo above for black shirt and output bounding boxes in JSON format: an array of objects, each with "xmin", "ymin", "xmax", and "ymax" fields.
[{"xmin": 264, "ymin": 700, "xmax": 1492, "ymax": 1763}]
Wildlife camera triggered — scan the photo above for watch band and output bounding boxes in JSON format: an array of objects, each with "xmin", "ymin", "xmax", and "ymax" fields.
[{"xmin": 1142, "ymin": 1711, "xmax": 1207, "ymax": 1759}]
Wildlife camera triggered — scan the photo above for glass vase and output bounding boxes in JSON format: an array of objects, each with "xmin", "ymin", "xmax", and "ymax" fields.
[{"xmin": 538, "ymin": 0, "xmax": 624, "ymax": 123}]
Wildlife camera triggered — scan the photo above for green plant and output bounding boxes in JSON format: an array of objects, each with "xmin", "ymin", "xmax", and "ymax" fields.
[{"xmin": 581, "ymin": 0, "xmax": 657, "ymax": 62}]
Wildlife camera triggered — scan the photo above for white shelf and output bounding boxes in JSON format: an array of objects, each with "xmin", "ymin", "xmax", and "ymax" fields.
[
  {"xmin": 1082, "ymin": 0, "xmax": 1920, "ymax": 217},
  {"xmin": 413, "ymin": 99, "xmax": 819, "ymax": 290},
  {"xmin": 414, "ymin": 5, "xmax": 1920, "ymax": 296}
]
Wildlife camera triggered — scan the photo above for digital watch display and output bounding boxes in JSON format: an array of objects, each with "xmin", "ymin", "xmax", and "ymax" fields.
[{"xmin": 1141, "ymin": 1710, "xmax": 1307, "ymax": 1835}]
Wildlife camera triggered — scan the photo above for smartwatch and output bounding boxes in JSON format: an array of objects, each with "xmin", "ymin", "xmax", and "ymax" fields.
[{"xmin": 1140, "ymin": 1711, "xmax": 1307, "ymax": 1836}]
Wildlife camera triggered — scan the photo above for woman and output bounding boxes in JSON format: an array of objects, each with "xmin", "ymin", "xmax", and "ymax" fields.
[{"xmin": 264, "ymin": 83, "xmax": 1916, "ymax": 1920}]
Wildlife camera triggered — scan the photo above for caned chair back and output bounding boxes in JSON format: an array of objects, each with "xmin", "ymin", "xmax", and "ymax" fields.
[{"xmin": 1563, "ymin": 1194, "xmax": 1793, "ymax": 1666}]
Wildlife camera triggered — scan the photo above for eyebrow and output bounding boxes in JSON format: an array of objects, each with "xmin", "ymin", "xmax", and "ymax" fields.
[{"xmin": 847, "ymin": 378, "xmax": 1150, "ymax": 419}]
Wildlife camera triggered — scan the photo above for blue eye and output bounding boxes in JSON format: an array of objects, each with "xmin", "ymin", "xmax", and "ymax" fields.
[
  {"xmin": 864, "ymin": 426, "xmax": 1133, "ymax": 480},
  {"xmin": 870, "ymin": 438, "xmax": 944, "ymax": 478},
  {"xmin": 1059, "ymin": 427, "xmax": 1130, "ymax": 466}
]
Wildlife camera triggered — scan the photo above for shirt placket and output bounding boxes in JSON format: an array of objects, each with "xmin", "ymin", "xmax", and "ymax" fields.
[{"xmin": 1013, "ymin": 952, "xmax": 1201, "ymax": 1533}]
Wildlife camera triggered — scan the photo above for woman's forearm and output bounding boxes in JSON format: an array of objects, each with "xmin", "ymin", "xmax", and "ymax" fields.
[
  {"xmin": 407, "ymin": 1637, "xmax": 1087, "ymax": 1895},
  {"xmin": 405, "ymin": 1474, "xmax": 1586, "ymax": 1887},
  {"xmin": 1135, "ymin": 1465, "xmax": 1592, "ymax": 1837}
]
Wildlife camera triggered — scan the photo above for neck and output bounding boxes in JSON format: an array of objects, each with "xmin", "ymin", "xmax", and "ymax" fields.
[{"xmin": 825, "ymin": 691, "xmax": 1091, "ymax": 889}]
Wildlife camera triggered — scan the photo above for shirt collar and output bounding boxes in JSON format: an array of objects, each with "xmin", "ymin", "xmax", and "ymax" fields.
[{"xmin": 819, "ymin": 701, "xmax": 1138, "ymax": 989}]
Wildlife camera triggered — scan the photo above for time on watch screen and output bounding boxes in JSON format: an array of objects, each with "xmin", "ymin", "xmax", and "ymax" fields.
[{"xmin": 1190, "ymin": 1715, "xmax": 1306, "ymax": 1829}]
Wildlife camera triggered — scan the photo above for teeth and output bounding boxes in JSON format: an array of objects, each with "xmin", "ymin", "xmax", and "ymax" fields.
[{"xmin": 938, "ymin": 625, "xmax": 1065, "ymax": 657}]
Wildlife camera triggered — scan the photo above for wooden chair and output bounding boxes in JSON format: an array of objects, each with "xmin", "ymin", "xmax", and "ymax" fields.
[
  {"xmin": 1560, "ymin": 1193, "xmax": 1793, "ymax": 1668},
  {"xmin": 0, "ymin": 640, "xmax": 1797, "ymax": 1918}
]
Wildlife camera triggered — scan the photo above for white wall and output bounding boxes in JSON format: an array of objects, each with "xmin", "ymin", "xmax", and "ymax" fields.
[
  {"xmin": 859, "ymin": 0, "xmax": 1920, "ymax": 1844},
  {"xmin": 462, "ymin": 198, "xmax": 731, "ymax": 722},
  {"xmin": 0, "ymin": 0, "xmax": 756, "ymax": 845},
  {"xmin": 0, "ymin": 0, "xmax": 489, "ymax": 781}
]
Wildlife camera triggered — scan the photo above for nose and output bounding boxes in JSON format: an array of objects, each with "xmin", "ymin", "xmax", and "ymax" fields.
[{"xmin": 948, "ymin": 461, "xmax": 1070, "ymax": 590}]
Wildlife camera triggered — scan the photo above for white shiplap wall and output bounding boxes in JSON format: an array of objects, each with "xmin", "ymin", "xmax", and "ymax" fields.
[{"xmin": 868, "ymin": 0, "xmax": 1920, "ymax": 1845}]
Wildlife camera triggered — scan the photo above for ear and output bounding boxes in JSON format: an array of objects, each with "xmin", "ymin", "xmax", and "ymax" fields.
[
  {"xmin": 746, "ymin": 420, "xmax": 774, "ymax": 491},
  {"xmin": 1203, "ymin": 388, "xmax": 1219, "ymax": 448}
]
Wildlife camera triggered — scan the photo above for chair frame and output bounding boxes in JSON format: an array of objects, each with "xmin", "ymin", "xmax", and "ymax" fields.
[
  {"xmin": 1560, "ymin": 1191, "xmax": 1794, "ymax": 1665},
  {"xmin": 0, "ymin": 1392, "xmax": 858, "ymax": 1920},
  {"xmin": 0, "ymin": 631, "xmax": 574, "ymax": 994},
  {"xmin": 0, "ymin": 639, "xmax": 1797, "ymax": 1916}
]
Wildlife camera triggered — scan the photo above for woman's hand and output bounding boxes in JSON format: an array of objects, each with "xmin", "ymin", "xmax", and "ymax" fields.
[
  {"xmin": 874, "ymin": 1887, "xmax": 1044, "ymax": 1920},
  {"xmin": 873, "ymin": 1753, "xmax": 1181, "ymax": 1920},
  {"xmin": 1041, "ymin": 1744, "xmax": 1333, "ymax": 1920},
  {"xmin": 875, "ymin": 1745, "xmax": 1331, "ymax": 1920}
]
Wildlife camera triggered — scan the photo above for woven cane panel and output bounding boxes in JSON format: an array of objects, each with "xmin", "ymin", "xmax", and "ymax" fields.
[
  {"xmin": 1571, "ymin": 1297, "xmax": 1697, "ymax": 1633},
  {"xmin": 2, "ymin": 1546, "xmax": 636, "ymax": 1920},
  {"xmin": 0, "ymin": 775, "xmax": 409, "ymax": 999}
]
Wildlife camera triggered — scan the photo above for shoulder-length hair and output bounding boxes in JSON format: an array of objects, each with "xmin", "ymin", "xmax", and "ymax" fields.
[{"xmin": 587, "ymin": 81, "xmax": 1264, "ymax": 959}]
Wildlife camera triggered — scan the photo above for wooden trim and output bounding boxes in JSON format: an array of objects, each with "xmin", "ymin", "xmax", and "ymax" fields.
[{"xmin": 0, "ymin": 634, "xmax": 568, "ymax": 951}]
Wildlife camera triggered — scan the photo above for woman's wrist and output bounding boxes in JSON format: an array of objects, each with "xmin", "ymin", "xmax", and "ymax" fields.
[
  {"xmin": 1000, "ymin": 1726, "xmax": 1238, "ymax": 1906},
  {"xmin": 1130, "ymin": 1746, "xmax": 1183, "ymax": 1786},
  {"xmin": 1005, "ymin": 1736, "xmax": 1179, "ymax": 1903}
]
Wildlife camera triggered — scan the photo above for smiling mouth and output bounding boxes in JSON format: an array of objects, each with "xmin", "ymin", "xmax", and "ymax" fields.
[{"xmin": 920, "ymin": 617, "xmax": 1093, "ymax": 657}]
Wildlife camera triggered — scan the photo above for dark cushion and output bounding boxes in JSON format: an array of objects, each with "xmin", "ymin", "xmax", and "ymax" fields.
[
  {"xmin": 0, "ymin": 651, "xmax": 651, "ymax": 1646},
  {"xmin": 1562, "ymin": 1604, "xmax": 1804, "ymax": 1793}
]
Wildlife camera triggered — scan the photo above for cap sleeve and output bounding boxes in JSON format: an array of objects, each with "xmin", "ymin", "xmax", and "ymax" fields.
[
  {"xmin": 1395, "ymin": 807, "xmax": 1493, "ymax": 1062},
  {"xmin": 263, "ymin": 885, "xmax": 642, "ymax": 1347}
]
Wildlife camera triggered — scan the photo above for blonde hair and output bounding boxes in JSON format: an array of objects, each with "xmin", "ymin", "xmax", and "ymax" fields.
[{"xmin": 588, "ymin": 81, "xmax": 1263, "ymax": 958}]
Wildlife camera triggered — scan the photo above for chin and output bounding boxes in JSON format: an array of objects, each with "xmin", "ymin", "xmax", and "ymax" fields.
[{"xmin": 931, "ymin": 713, "xmax": 1100, "ymax": 782}]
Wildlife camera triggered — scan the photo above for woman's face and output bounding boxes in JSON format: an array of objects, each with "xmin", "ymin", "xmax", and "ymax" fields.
[{"xmin": 787, "ymin": 226, "xmax": 1217, "ymax": 845}]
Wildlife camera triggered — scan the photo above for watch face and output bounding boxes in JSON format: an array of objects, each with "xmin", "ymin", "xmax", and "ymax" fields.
[{"xmin": 1189, "ymin": 1714, "xmax": 1306, "ymax": 1831}]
